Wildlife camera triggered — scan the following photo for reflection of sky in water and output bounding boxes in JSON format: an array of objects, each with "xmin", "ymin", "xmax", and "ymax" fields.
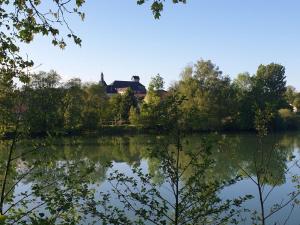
[
  {"xmin": 221, "ymin": 147, "xmax": 300, "ymax": 225},
  {"xmin": 97, "ymin": 155, "xmax": 300, "ymax": 224},
  {"xmin": 6, "ymin": 133, "xmax": 300, "ymax": 224}
]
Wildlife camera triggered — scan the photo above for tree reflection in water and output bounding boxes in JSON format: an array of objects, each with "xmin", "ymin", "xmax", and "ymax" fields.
[{"xmin": 0, "ymin": 132, "xmax": 300, "ymax": 224}]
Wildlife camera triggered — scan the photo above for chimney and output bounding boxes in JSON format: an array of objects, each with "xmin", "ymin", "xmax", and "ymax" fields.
[
  {"xmin": 131, "ymin": 76, "xmax": 140, "ymax": 82},
  {"xmin": 101, "ymin": 72, "xmax": 104, "ymax": 82}
]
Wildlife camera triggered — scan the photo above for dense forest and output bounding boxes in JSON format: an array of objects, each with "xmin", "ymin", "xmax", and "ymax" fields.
[{"xmin": 1, "ymin": 59, "xmax": 300, "ymax": 136}]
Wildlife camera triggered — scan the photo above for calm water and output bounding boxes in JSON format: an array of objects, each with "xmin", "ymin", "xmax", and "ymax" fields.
[{"xmin": 2, "ymin": 132, "xmax": 300, "ymax": 224}]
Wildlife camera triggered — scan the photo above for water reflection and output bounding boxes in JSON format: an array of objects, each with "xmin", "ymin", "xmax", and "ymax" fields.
[{"xmin": 1, "ymin": 132, "xmax": 300, "ymax": 224}]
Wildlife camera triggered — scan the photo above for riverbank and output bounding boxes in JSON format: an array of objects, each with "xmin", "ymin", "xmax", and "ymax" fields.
[{"xmin": 2, "ymin": 123, "xmax": 300, "ymax": 140}]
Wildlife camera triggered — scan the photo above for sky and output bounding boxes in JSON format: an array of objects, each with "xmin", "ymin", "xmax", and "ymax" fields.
[{"xmin": 20, "ymin": 0, "xmax": 300, "ymax": 89}]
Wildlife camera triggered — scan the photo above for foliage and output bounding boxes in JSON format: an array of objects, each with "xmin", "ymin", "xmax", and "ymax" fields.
[
  {"xmin": 285, "ymin": 85, "xmax": 297, "ymax": 104},
  {"xmin": 129, "ymin": 106, "xmax": 140, "ymax": 126},
  {"xmin": 238, "ymin": 106, "xmax": 300, "ymax": 225},
  {"xmin": 276, "ymin": 108, "xmax": 300, "ymax": 130},
  {"xmin": 81, "ymin": 83, "xmax": 108, "ymax": 129},
  {"xmin": 290, "ymin": 92, "xmax": 300, "ymax": 112},
  {"xmin": 253, "ymin": 63, "xmax": 287, "ymax": 112},
  {"xmin": 0, "ymin": 0, "xmax": 185, "ymax": 84},
  {"xmin": 22, "ymin": 70, "xmax": 64, "ymax": 135},
  {"xmin": 137, "ymin": 0, "xmax": 186, "ymax": 19},
  {"xmin": 169, "ymin": 60, "xmax": 235, "ymax": 131},
  {"xmin": 120, "ymin": 88, "xmax": 138, "ymax": 121},
  {"xmin": 108, "ymin": 94, "xmax": 123, "ymax": 124},
  {"xmin": 0, "ymin": 69, "xmax": 19, "ymax": 135},
  {"xmin": 0, "ymin": 136, "xmax": 97, "ymax": 224},
  {"xmin": 148, "ymin": 73, "xmax": 165, "ymax": 91},
  {"xmin": 1, "ymin": 126, "xmax": 300, "ymax": 224},
  {"xmin": 62, "ymin": 78, "xmax": 85, "ymax": 130},
  {"xmin": 0, "ymin": 0, "xmax": 86, "ymax": 84},
  {"xmin": 232, "ymin": 72, "xmax": 255, "ymax": 130},
  {"xmin": 140, "ymin": 90, "xmax": 185, "ymax": 130},
  {"xmin": 2, "ymin": 58, "xmax": 299, "ymax": 137},
  {"xmin": 88, "ymin": 134, "xmax": 251, "ymax": 225}
]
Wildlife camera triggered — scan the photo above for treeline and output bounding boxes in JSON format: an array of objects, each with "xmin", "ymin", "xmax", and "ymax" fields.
[
  {"xmin": 1, "ymin": 59, "xmax": 300, "ymax": 136},
  {"xmin": 133, "ymin": 60, "xmax": 300, "ymax": 132}
]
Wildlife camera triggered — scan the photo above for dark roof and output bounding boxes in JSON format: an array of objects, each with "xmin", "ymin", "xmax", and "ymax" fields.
[
  {"xmin": 106, "ymin": 85, "xmax": 117, "ymax": 93},
  {"xmin": 106, "ymin": 81, "xmax": 146, "ymax": 94}
]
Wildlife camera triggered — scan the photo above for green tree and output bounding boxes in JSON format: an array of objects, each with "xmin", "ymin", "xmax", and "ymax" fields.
[
  {"xmin": 141, "ymin": 80, "xmax": 183, "ymax": 130},
  {"xmin": 239, "ymin": 108, "xmax": 300, "ymax": 225},
  {"xmin": 119, "ymin": 88, "xmax": 138, "ymax": 122},
  {"xmin": 0, "ymin": 136, "xmax": 96, "ymax": 224},
  {"xmin": 0, "ymin": 0, "xmax": 185, "ymax": 82},
  {"xmin": 149, "ymin": 73, "xmax": 165, "ymax": 91},
  {"xmin": 0, "ymin": 1, "xmax": 187, "ymax": 223},
  {"xmin": 232, "ymin": 72, "xmax": 255, "ymax": 130},
  {"xmin": 0, "ymin": 69, "xmax": 19, "ymax": 135},
  {"xmin": 141, "ymin": 81, "xmax": 161, "ymax": 128},
  {"xmin": 176, "ymin": 60, "xmax": 235, "ymax": 130},
  {"xmin": 253, "ymin": 63, "xmax": 287, "ymax": 111},
  {"xmin": 22, "ymin": 70, "xmax": 64, "ymax": 134},
  {"xmin": 108, "ymin": 94, "xmax": 123, "ymax": 124},
  {"xmin": 0, "ymin": 0, "xmax": 85, "ymax": 82},
  {"xmin": 233, "ymin": 72, "xmax": 253, "ymax": 92},
  {"xmin": 82, "ymin": 83, "xmax": 108, "ymax": 129},
  {"xmin": 89, "ymin": 121, "xmax": 249, "ymax": 225},
  {"xmin": 293, "ymin": 94, "xmax": 300, "ymax": 112},
  {"xmin": 129, "ymin": 106, "xmax": 140, "ymax": 125},
  {"xmin": 251, "ymin": 63, "xmax": 289, "ymax": 130},
  {"xmin": 137, "ymin": 0, "xmax": 186, "ymax": 19},
  {"xmin": 285, "ymin": 85, "xmax": 297, "ymax": 104},
  {"xmin": 62, "ymin": 78, "xmax": 85, "ymax": 131}
]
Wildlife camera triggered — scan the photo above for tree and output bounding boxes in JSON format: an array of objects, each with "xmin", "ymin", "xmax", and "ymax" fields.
[
  {"xmin": 0, "ymin": 69, "xmax": 19, "ymax": 136},
  {"xmin": 0, "ymin": 72, "xmax": 97, "ymax": 223},
  {"xmin": 141, "ymin": 82, "xmax": 162, "ymax": 128},
  {"xmin": 88, "ymin": 106, "xmax": 250, "ymax": 225},
  {"xmin": 149, "ymin": 73, "xmax": 165, "ymax": 91},
  {"xmin": 129, "ymin": 106, "xmax": 140, "ymax": 125},
  {"xmin": 232, "ymin": 72, "xmax": 255, "ymax": 130},
  {"xmin": 0, "ymin": 69, "xmax": 21, "ymax": 218},
  {"xmin": 250, "ymin": 63, "xmax": 289, "ymax": 131},
  {"xmin": 62, "ymin": 78, "xmax": 85, "ymax": 131},
  {"xmin": 0, "ymin": 0, "xmax": 185, "ymax": 83},
  {"xmin": 119, "ymin": 88, "xmax": 138, "ymax": 122},
  {"xmin": 0, "ymin": 0, "xmax": 85, "ymax": 82},
  {"xmin": 293, "ymin": 94, "xmax": 300, "ymax": 112},
  {"xmin": 0, "ymin": 135, "xmax": 96, "ymax": 224},
  {"xmin": 285, "ymin": 85, "xmax": 297, "ymax": 104},
  {"xmin": 233, "ymin": 72, "xmax": 253, "ymax": 93},
  {"xmin": 81, "ymin": 83, "xmax": 108, "ymax": 129},
  {"xmin": 253, "ymin": 63, "xmax": 287, "ymax": 111},
  {"xmin": 137, "ymin": 0, "xmax": 186, "ymax": 19},
  {"xmin": 0, "ymin": 1, "xmax": 188, "ymax": 222},
  {"xmin": 22, "ymin": 71, "xmax": 64, "ymax": 135},
  {"xmin": 277, "ymin": 108, "xmax": 299, "ymax": 130},
  {"xmin": 287, "ymin": 90, "xmax": 300, "ymax": 112},
  {"xmin": 108, "ymin": 94, "xmax": 123, "ymax": 125},
  {"xmin": 176, "ymin": 60, "xmax": 235, "ymax": 131},
  {"xmin": 238, "ymin": 109, "xmax": 300, "ymax": 225}
]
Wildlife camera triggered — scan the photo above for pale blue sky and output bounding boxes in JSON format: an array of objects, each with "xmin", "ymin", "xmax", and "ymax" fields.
[{"xmin": 21, "ymin": 0, "xmax": 300, "ymax": 89}]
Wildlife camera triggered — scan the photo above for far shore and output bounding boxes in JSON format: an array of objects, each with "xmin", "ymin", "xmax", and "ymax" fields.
[{"xmin": 2, "ymin": 124, "xmax": 299, "ymax": 140}]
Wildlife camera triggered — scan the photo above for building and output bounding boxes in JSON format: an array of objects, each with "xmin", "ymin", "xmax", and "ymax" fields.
[{"xmin": 99, "ymin": 73, "xmax": 147, "ymax": 98}]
